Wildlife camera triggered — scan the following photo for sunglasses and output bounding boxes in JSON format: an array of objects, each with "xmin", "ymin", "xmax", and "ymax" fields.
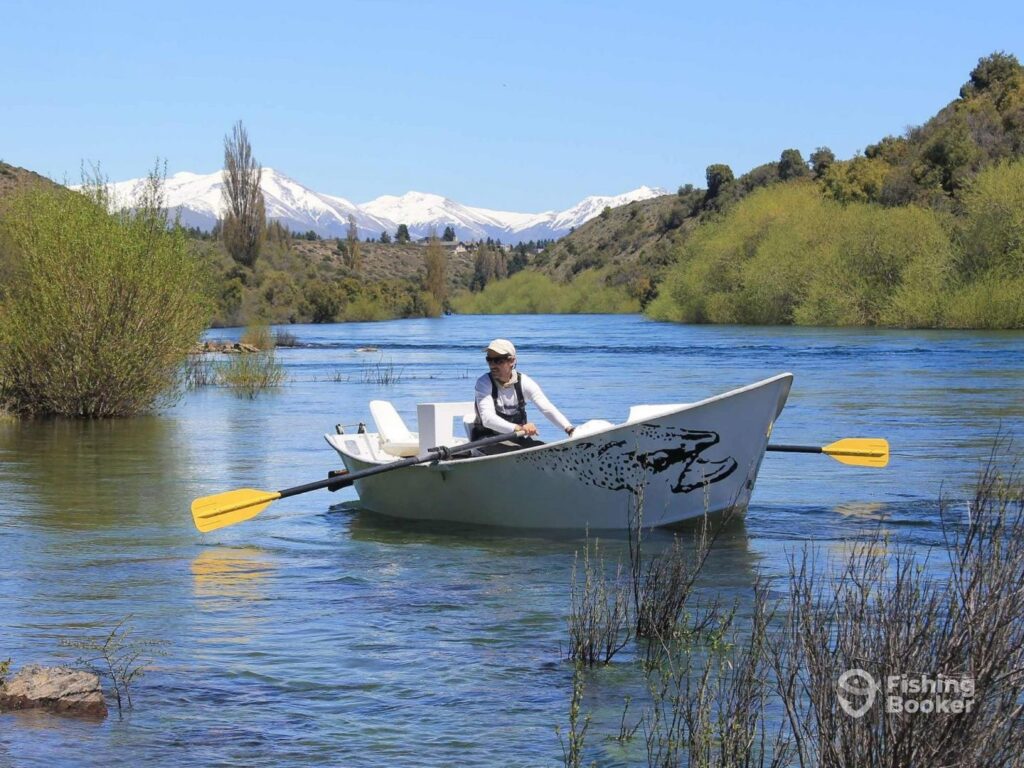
[{"xmin": 486, "ymin": 355, "xmax": 511, "ymax": 363}]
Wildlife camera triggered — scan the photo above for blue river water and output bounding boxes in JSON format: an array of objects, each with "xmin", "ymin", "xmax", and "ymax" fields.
[{"xmin": 0, "ymin": 314, "xmax": 1022, "ymax": 766}]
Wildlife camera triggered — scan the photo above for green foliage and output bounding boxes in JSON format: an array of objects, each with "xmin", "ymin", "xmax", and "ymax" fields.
[
  {"xmin": 705, "ymin": 164, "xmax": 734, "ymax": 199},
  {"xmin": 961, "ymin": 51, "xmax": 1022, "ymax": 98},
  {"xmin": 0, "ymin": 175, "xmax": 212, "ymax": 417},
  {"xmin": 0, "ymin": 657, "xmax": 10, "ymax": 683},
  {"xmin": 647, "ymin": 183, "xmax": 963, "ymax": 328},
  {"xmin": 943, "ymin": 273, "xmax": 1024, "ymax": 328},
  {"xmin": 451, "ymin": 269, "xmax": 639, "ymax": 314},
  {"xmin": 915, "ymin": 115, "xmax": 983, "ymax": 194},
  {"xmin": 395, "ymin": 223, "xmax": 410, "ymax": 243},
  {"xmin": 804, "ymin": 204, "xmax": 955, "ymax": 326},
  {"xmin": 442, "ymin": 225, "xmax": 456, "ymax": 242},
  {"xmin": 821, "ymin": 155, "xmax": 892, "ymax": 203},
  {"xmin": 470, "ymin": 242, "xmax": 508, "ymax": 290},
  {"xmin": 810, "ymin": 146, "xmax": 835, "ymax": 179},
  {"xmin": 302, "ymin": 281, "xmax": 342, "ymax": 323},
  {"xmin": 958, "ymin": 159, "xmax": 1024, "ymax": 280},
  {"xmin": 779, "ymin": 148, "xmax": 809, "ymax": 180}
]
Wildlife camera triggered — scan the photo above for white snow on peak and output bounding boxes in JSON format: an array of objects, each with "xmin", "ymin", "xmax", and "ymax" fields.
[{"xmin": 105, "ymin": 170, "xmax": 668, "ymax": 243}]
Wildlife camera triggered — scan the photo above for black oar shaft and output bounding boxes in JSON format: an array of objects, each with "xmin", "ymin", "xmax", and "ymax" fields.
[
  {"xmin": 766, "ymin": 444, "xmax": 823, "ymax": 454},
  {"xmin": 277, "ymin": 430, "xmax": 521, "ymax": 500}
]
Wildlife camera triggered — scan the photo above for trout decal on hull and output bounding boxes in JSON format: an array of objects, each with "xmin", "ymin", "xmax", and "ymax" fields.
[{"xmin": 514, "ymin": 424, "xmax": 738, "ymax": 494}]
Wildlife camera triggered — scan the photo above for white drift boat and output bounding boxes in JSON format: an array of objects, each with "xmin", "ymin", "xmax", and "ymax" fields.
[{"xmin": 323, "ymin": 373, "xmax": 794, "ymax": 529}]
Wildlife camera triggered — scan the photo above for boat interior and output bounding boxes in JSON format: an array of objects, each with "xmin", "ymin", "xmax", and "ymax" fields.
[{"xmin": 325, "ymin": 399, "xmax": 689, "ymax": 464}]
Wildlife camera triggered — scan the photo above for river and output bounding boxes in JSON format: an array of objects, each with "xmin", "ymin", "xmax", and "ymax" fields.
[{"xmin": 1, "ymin": 314, "xmax": 1022, "ymax": 766}]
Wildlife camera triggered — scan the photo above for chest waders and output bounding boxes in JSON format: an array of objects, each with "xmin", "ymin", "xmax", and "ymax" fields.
[{"xmin": 472, "ymin": 373, "xmax": 527, "ymax": 440}]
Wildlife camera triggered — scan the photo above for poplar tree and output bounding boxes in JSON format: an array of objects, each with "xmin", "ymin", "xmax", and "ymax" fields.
[
  {"xmin": 424, "ymin": 230, "xmax": 447, "ymax": 306},
  {"xmin": 221, "ymin": 120, "xmax": 266, "ymax": 267},
  {"xmin": 346, "ymin": 214, "xmax": 362, "ymax": 274}
]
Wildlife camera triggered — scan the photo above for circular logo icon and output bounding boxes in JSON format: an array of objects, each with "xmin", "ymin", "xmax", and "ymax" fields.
[{"xmin": 837, "ymin": 669, "xmax": 878, "ymax": 718}]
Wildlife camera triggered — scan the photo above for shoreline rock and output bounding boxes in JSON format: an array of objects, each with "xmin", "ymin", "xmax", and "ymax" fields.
[
  {"xmin": 0, "ymin": 664, "xmax": 107, "ymax": 718},
  {"xmin": 190, "ymin": 340, "xmax": 263, "ymax": 354}
]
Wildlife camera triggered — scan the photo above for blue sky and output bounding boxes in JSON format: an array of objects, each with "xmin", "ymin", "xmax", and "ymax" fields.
[{"xmin": 3, "ymin": 0, "xmax": 1022, "ymax": 211}]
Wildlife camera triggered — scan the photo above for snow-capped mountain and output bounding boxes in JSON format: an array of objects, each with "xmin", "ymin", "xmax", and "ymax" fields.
[
  {"xmin": 107, "ymin": 169, "xmax": 666, "ymax": 244},
  {"xmin": 107, "ymin": 169, "xmax": 392, "ymax": 239}
]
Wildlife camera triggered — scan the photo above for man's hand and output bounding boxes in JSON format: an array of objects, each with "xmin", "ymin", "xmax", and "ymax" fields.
[{"xmin": 521, "ymin": 422, "xmax": 539, "ymax": 436}]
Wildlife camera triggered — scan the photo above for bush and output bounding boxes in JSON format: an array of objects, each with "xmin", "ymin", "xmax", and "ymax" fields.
[
  {"xmin": 218, "ymin": 351, "xmax": 286, "ymax": 398},
  {"xmin": 958, "ymin": 159, "xmax": 1024, "ymax": 281},
  {"xmin": 0, "ymin": 174, "xmax": 211, "ymax": 416},
  {"xmin": 449, "ymin": 269, "xmax": 638, "ymax": 315}
]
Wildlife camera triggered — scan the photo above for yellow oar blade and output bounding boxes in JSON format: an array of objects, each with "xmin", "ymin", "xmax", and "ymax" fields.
[
  {"xmin": 191, "ymin": 489, "xmax": 282, "ymax": 533},
  {"xmin": 822, "ymin": 438, "xmax": 889, "ymax": 468}
]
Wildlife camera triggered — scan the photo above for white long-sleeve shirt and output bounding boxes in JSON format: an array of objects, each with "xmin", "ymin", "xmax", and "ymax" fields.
[{"xmin": 474, "ymin": 371, "xmax": 572, "ymax": 434}]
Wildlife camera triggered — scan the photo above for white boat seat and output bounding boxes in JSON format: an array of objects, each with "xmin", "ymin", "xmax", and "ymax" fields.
[
  {"xmin": 572, "ymin": 419, "xmax": 615, "ymax": 438},
  {"xmin": 369, "ymin": 400, "xmax": 420, "ymax": 457},
  {"xmin": 627, "ymin": 404, "xmax": 687, "ymax": 423}
]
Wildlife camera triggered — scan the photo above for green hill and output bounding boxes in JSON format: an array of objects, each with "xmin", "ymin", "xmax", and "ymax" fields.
[{"xmin": 541, "ymin": 52, "xmax": 1023, "ymax": 276}]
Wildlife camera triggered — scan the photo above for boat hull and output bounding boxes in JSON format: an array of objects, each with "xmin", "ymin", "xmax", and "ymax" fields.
[{"xmin": 326, "ymin": 374, "xmax": 793, "ymax": 529}]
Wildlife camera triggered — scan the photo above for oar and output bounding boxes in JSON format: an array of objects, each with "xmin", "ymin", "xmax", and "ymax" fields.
[
  {"xmin": 191, "ymin": 429, "xmax": 523, "ymax": 533},
  {"xmin": 767, "ymin": 438, "xmax": 889, "ymax": 468}
]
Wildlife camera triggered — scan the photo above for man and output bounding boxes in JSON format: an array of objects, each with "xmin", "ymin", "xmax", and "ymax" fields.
[{"xmin": 472, "ymin": 339, "xmax": 575, "ymax": 452}]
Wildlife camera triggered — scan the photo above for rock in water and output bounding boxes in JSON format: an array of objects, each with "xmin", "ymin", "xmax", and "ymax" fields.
[{"xmin": 0, "ymin": 665, "xmax": 107, "ymax": 718}]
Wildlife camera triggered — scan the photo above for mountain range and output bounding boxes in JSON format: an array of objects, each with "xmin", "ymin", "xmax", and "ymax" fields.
[{"xmin": 106, "ymin": 169, "xmax": 666, "ymax": 244}]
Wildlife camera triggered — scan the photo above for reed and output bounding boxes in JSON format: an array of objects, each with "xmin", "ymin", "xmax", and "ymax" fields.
[
  {"xmin": 769, "ymin": 438, "xmax": 1024, "ymax": 767},
  {"xmin": 561, "ymin": 438, "xmax": 1024, "ymax": 767},
  {"xmin": 638, "ymin": 579, "xmax": 792, "ymax": 768},
  {"xmin": 360, "ymin": 356, "xmax": 403, "ymax": 385},
  {"xmin": 182, "ymin": 355, "xmax": 217, "ymax": 389},
  {"xmin": 567, "ymin": 535, "xmax": 631, "ymax": 667},
  {"xmin": 556, "ymin": 662, "xmax": 591, "ymax": 768}
]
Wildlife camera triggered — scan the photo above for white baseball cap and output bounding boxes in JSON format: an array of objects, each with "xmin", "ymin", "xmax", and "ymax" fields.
[{"xmin": 484, "ymin": 339, "xmax": 516, "ymax": 357}]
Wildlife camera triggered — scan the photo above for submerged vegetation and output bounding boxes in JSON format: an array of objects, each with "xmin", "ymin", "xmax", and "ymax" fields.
[
  {"xmin": 60, "ymin": 615, "xmax": 167, "ymax": 718},
  {"xmin": 217, "ymin": 349, "xmax": 286, "ymax": 398},
  {"xmin": 184, "ymin": 324, "xmax": 287, "ymax": 398},
  {"xmin": 562, "ymin": 440, "xmax": 1024, "ymax": 766}
]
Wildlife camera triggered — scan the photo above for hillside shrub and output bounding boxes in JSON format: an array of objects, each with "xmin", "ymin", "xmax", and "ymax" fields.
[
  {"xmin": 450, "ymin": 269, "xmax": 638, "ymax": 315},
  {"xmin": 0, "ymin": 176, "xmax": 211, "ymax": 416},
  {"xmin": 958, "ymin": 160, "xmax": 1024, "ymax": 280}
]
